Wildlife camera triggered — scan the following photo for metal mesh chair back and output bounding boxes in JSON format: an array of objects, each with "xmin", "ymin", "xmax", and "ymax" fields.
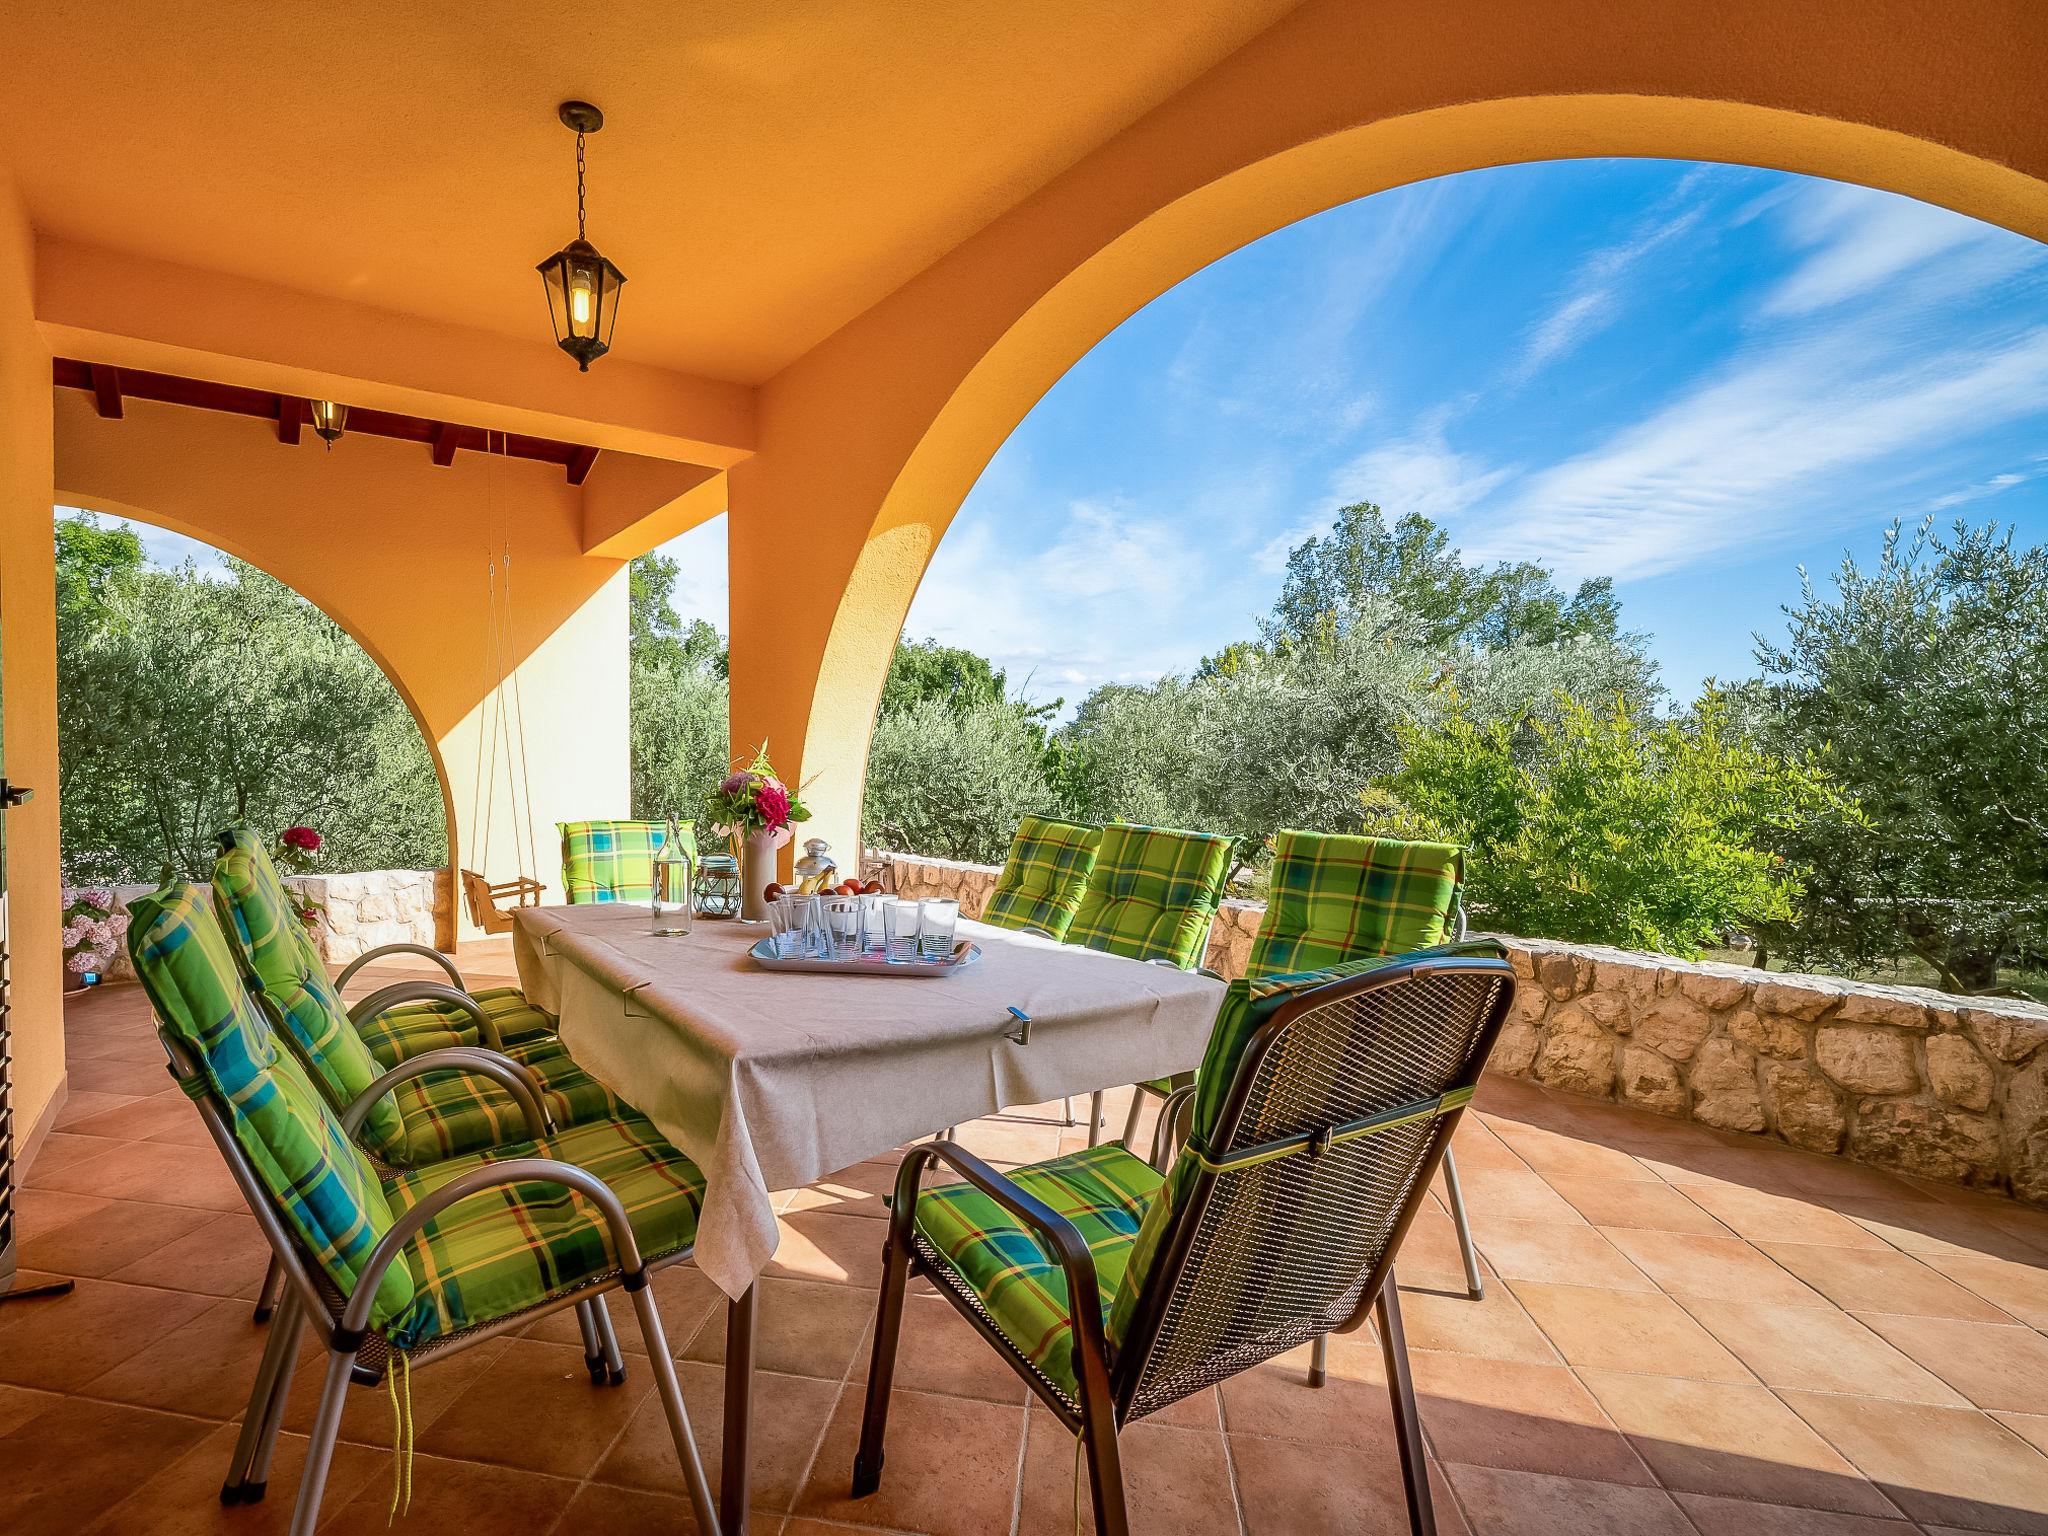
[{"xmin": 1119, "ymin": 956, "xmax": 1510, "ymax": 1420}]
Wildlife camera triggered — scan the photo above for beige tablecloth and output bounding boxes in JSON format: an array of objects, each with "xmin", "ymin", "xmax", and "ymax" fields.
[{"xmin": 512, "ymin": 904, "xmax": 1225, "ymax": 1296}]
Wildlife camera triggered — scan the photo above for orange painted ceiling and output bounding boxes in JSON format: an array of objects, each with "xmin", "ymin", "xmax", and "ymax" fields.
[{"xmin": 0, "ymin": 0, "xmax": 1298, "ymax": 384}]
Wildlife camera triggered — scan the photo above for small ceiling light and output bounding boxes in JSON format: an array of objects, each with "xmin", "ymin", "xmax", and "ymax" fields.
[
  {"xmin": 537, "ymin": 101, "xmax": 626, "ymax": 371},
  {"xmin": 309, "ymin": 399, "xmax": 347, "ymax": 448}
]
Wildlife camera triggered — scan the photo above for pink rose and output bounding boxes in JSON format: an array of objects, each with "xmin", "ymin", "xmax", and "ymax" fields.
[
  {"xmin": 281, "ymin": 826, "xmax": 322, "ymax": 853},
  {"xmin": 753, "ymin": 781, "xmax": 791, "ymax": 831}
]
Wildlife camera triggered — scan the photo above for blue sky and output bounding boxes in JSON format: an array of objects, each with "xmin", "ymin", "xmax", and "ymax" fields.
[{"xmin": 669, "ymin": 158, "xmax": 2048, "ymax": 711}]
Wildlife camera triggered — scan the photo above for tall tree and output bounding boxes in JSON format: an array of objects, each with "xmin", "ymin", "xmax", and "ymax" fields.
[{"xmin": 1756, "ymin": 517, "xmax": 2048, "ymax": 993}]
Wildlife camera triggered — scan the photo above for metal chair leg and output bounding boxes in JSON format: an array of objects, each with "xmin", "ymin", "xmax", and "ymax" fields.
[
  {"xmin": 1087, "ymin": 1089, "xmax": 1106, "ymax": 1147},
  {"xmin": 574, "ymin": 1297, "xmax": 606, "ymax": 1381},
  {"xmin": 1307, "ymin": 1332, "xmax": 1328, "ymax": 1389},
  {"xmin": 252, "ymin": 1256, "xmax": 285, "ymax": 1323},
  {"xmin": 1062, "ymin": 1095, "xmax": 1076, "ymax": 1127},
  {"xmin": 720, "ymin": 1286, "xmax": 757, "ymax": 1536},
  {"xmin": 1121, "ymin": 1089, "xmax": 1147, "ymax": 1149},
  {"xmin": 624, "ymin": 1280, "xmax": 721, "ymax": 1536},
  {"xmin": 853, "ymin": 1213, "xmax": 914, "ymax": 1496},
  {"xmin": 222, "ymin": 1291, "xmax": 302, "ymax": 1502},
  {"xmin": 590, "ymin": 1296, "xmax": 628, "ymax": 1385},
  {"xmin": 1440, "ymin": 1148, "xmax": 1484, "ymax": 1300},
  {"xmin": 1375, "ymin": 1278, "xmax": 1437, "ymax": 1536},
  {"xmin": 286, "ymin": 1345, "xmax": 356, "ymax": 1536},
  {"xmin": 1081, "ymin": 1414, "xmax": 1132, "ymax": 1536}
]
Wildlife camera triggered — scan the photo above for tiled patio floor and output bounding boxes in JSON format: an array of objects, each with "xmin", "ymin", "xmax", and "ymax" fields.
[{"xmin": 8, "ymin": 944, "xmax": 2048, "ymax": 1534}]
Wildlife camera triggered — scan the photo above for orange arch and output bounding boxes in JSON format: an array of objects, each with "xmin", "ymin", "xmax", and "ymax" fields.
[{"xmin": 733, "ymin": 79, "xmax": 2048, "ymax": 853}]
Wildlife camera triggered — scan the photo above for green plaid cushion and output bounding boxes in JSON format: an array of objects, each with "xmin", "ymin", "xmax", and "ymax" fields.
[
  {"xmin": 1248, "ymin": 832, "xmax": 1464, "ymax": 980},
  {"xmin": 1067, "ymin": 823, "xmax": 1230, "ymax": 969},
  {"xmin": 983, "ymin": 816, "xmax": 1102, "ymax": 940},
  {"xmin": 381, "ymin": 1112, "xmax": 705, "ymax": 1350},
  {"xmin": 914, "ymin": 1143, "xmax": 1163, "ymax": 1404},
  {"xmin": 385, "ymin": 1047, "xmax": 626, "ymax": 1168},
  {"xmin": 126, "ymin": 884, "xmax": 416, "ymax": 1329},
  {"xmin": 559, "ymin": 819, "xmax": 694, "ymax": 904},
  {"xmin": 363, "ymin": 987, "xmax": 555, "ymax": 1065},
  {"xmin": 1105, "ymin": 939, "xmax": 1508, "ymax": 1346}
]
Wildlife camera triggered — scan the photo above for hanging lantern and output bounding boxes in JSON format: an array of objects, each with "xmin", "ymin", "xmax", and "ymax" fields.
[
  {"xmin": 309, "ymin": 399, "xmax": 347, "ymax": 448},
  {"xmin": 537, "ymin": 101, "xmax": 626, "ymax": 371}
]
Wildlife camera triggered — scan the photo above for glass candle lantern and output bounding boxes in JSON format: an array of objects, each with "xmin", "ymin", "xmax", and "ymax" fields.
[{"xmin": 694, "ymin": 854, "xmax": 742, "ymax": 919}]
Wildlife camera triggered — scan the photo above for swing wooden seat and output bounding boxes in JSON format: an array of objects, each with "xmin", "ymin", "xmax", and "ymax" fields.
[{"xmin": 460, "ymin": 868, "xmax": 546, "ymax": 934}]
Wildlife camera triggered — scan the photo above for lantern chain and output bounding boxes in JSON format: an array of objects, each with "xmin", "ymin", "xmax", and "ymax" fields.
[{"xmin": 575, "ymin": 131, "xmax": 587, "ymax": 241}]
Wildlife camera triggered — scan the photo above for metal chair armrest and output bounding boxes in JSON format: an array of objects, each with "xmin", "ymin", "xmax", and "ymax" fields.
[
  {"xmin": 341, "ymin": 1046, "xmax": 549, "ymax": 1139},
  {"xmin": 1150, "ymin": 1085, "xmax": 1198, "ymax": 1171},
  {"xmin": 334, "ymin": 942, "xmax": 463, "ymax": 992},
  {"xmin": 339, "ymin": 1156, "xmax": 646, "ymax": 1334},
  {"xmin": 348, "ymin": 980, "xmax": 503, "ymax": 1052},
  {"xmin": 890, "ymin": 1140, "xmax": 1112, "ymax": 1368},
  {"xmin": 1015, "ymin": 924, "xmax": 1059, "ymax": 942}
]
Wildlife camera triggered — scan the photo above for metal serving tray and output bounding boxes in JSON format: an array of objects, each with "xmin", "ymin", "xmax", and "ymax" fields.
[{"xmin": 747, "ymin": 936, "xmax": 983, "ymax": 977}]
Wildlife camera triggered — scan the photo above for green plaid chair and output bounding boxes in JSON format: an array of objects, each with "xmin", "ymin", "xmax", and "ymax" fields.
[
  {"xmin": 982, "ymin": 815, "xmax": 1102, "ymax": 941},
  {"xmin": 1066, "ymin": 822, "xmax": 1231, "ymax": 970},
  {"xmin": 559, "ymin": 818, "xmax": 694, "ymax": 904},
  {"xmin": 1249, "ymin": 831, "xmax": 1465, "ymax": 977},
  {"xmin": 216, "ymin": 823, "xmax": 552, "ymax": 1062},
  {"xmin": 856, "ymin": 943, "xmax": 1515, "ymax": 1536},
  {"xmin": 126, "ymin": 882, "xmax": 723, "ymax": 1536}
]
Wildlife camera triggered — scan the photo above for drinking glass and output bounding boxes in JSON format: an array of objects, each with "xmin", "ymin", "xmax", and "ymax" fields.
[
  {"xmin": 860, "ymin": 894, "xmax": 889, "ymax": 955},
  {"xmin": 766, "ymin": 893, "xmax": 800, "ymax": 958},
  {"xmin": 882, "ymin": 897, "xmax": 921, "ymax": 963},
  {"xmin": 824, "ymin": 895, "xmax": 863, "ymax": 958},
  {"xmin": 798, "ymin": 895, "xmax": 833, "ymax": 959},
  {"xmin": 918, "ymin": 898, "xmax": 959, "ymax": 962}
]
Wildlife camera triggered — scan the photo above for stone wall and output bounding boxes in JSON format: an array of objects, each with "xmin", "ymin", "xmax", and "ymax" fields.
[
  {"xmin": 868, "ymin": 848, "xmax": 2048, "ymax": 1203},
  {"xmin": 100, "ymin": 867, "xmax": 453, "ymax": 979}
]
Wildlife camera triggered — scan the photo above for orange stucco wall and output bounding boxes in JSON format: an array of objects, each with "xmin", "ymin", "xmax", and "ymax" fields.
[
  {"xmin": 1, "ymin": 170, "xmax": 63, "ymax": 1146},
  {"xmin": 728, "ymin": 0, "xmax": 2048, "ymax": 858}
]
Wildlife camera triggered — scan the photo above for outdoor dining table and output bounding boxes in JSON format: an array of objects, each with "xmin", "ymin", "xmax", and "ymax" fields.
[{"xmin": 511, "ymin": 902, "xmax": 1227, "ymax": 1534}]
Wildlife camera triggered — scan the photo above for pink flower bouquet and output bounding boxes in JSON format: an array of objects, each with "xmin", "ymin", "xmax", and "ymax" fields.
[{"xmin": 703, "ymin": 747, "xmax": 812, "ymax": 852}]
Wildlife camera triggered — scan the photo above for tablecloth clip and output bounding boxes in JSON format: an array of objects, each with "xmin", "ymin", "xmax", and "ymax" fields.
[
  {"xmin": 621, "ymin": 980, "xmax": 656, "ymax": 1020},
  {"xmin": 1003, "ymin": 1006, "xmax": 1032, "ymax": 1046}
]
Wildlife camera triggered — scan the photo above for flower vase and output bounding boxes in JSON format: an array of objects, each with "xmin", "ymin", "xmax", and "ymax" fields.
[{"xmin": 740, "ymin": 829, "xmax": 779, "ymax": 922}]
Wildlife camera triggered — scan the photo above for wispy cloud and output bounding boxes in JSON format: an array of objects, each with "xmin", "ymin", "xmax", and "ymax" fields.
[
  {"xmin": 1509, "ymin": 202, "xmax": 1706, "ymax": 384},
  {"xmin": 1762, "ymin": 182, "xmax": 2009, "ymax": 316},
  {"xmin": 1470, "ymin": 324, "xmax": 2048, "ymax": 581},
  {"xmin": 1926, "ymin": 470, "xmax": 2032, "ymax": 513}
]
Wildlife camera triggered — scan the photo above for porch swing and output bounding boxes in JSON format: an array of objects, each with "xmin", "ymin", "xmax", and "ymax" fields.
[{"xmin": 459, "ymin": 431, "xmax": 546, "ymax": 933}]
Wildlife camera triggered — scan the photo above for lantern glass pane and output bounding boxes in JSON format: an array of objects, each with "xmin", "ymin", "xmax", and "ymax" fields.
[
  {"xmin": 538, "ymin": 259, "xmax": 568, "ymax": 344},
  {"xmin": 566, "ymin": 253, "xmax": 601, "ymax": 339}
]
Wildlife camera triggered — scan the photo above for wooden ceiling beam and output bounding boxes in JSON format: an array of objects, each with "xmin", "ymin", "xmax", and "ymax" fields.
[
  {"xmin": 432, "ymin": 421, "xmax": 461, "ymax": 467},
  {"xmin": 566, "ymin": 445, "xmax": 599, "ymax": 486},
  {"xmin": 276, "ymin": 395, "xmax": 303, "ymax": 444},
  {"xmin": 88, "ymin": 363, "xmax": 122, "ymax": 418}
]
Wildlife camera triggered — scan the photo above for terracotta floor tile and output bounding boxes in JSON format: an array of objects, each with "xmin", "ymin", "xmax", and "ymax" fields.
[
  {"xmin": 1758, "ymin": 1241, "xmax": 2018, "ymax": 1322},
  {"xmin": 1444, "ymin": 1167, "xmax": 1586, "ymax": 1227},
  {"xmin": 60, "ymin": 1094, "xmax": 196, "ymax": 1143},
  {"xmin": 28, "ymin": 1138, "xmax": 248, "ymax": 1213},
  {"xmin": 51, "ymin": 1090, "xmax": 145, "ymax": 1130},
  {"xmin": 1391, "ymin": 1204, "xmax": 1498, "ymax": 1294},
  {"xmin": 1233, "ymin": 1429, "xmax": 1467, "ymax": 1536},
  {"xmin": 16, "ymin": 1195, "xmax": 219, "ymax": 1279},
  {"xmin": 314, "ymin": 1450, "xmax": 579, "ymax": 1536},
  {"xmin": 65, "ymin": 1057, "xmax": 180, "ymax": 1098},
  {"xmin": 1474, "ymin": 1218, "xmax": 1655, "ymax": 1291},
  {"xmin": 1600, "ymin": 1228, "xmax": 1825, "ymax": 1305},
  {"xmin": 80, "ymin": 1295, "xmax": 275, "ymax": 1420},
  {"xmin": 779, "ymin": 1158, "xmax": 902, "ymax": 1220},
  {"xmin": 1408, "ymin": 1352, "xmax": 1653, "ymax": 1486},
  {"xmin": 0, "ymin": 1382, "xmax": 60, "ymax": 1436},
  {"xmin": 1219, "ymin": 1340, "xmax": 1401, "ymax": 1449},
  {"xmin": 598, "ymin": 1361, "xmax": 838, "ymax": 1513},
  {"xmin": 1579, "ymin": 1369, "xmax": 1898, "ymax": 1515},
  {"xmin": 108, "ymin": 1212, "xmax": 273, "ymax": 1301},
  {"xmin": 10, "ymin": 1186, "xmax": 110, "ymax": 1243},
  {"xmin": 1441, "ymin": 1462, "xmax": 1691, "ymax": 1536},
  {"xmin": 417, "ymin": 1337, "xmax": 658, "ymax": 1477},
  {"xmin": 1923, "ymin": 1250, "xmax": 2048, "ymax": 1330},
  {"xmin": 1443, "ymin": 1119, "xmax": 1532, "ymax": 1174},
  {"xmin": 0, "ymin": 1394, "xmax": 216, "ymax": 1536},
  {"xmin": 1630, "ymin": 1142, "xmax": 1818, "ymax": 1194},
  {"xmin": 19, "ymin": 1131, "xmax": 124, "ymax": 1186},
  {"xmin": 1684, "ymin": 1182, "xmax": 1891, "ymax": 1248},
  {"xmin": 1996, "ymin": 1412, "xmax": 2048, "ymax": 1457},
  {"xmin": 1784, "ymin": 1390, "xmax": 2048, "ymax": 1534},
  {"xmin": 1508, "ymin": 1281, "xmax": 1750, "ymax": 1382},
  {"xmin": 685, "ymin": 1276, "xmax": 873, "ymax": 1381},
  {"xmin": 944, "ymin": 1116, "xmax": 1064, "ymax": 1167},
  {"xmin": 796, "ymin": 1383, "xmax": 1026, "ymax": 1535},
  {"xmin": 522, "ymin": 1264, "xmax": 725, "ymax": 1358},
  {"xmin": 766, "ymin": 1210, "xmax": 886, "ymax": 1288},
  {"xmin": 1683, "ymin": 1298, "xmax": 1968, "ymax": 1404},
  {"xmin": 0, "ymin": 1276, "xmax": 214, "ymax": 1391},
  {"xmin": 81, "ymin": 1421, "xmax": 388, "ymax": 1536},
  {"xmin": 273, "ymin": 1329, "xmax": 514, "ymax": 1450},
  {"xmin": 1492, "ymin": 1124, "xmax": 1654, "ymax": 1182},
  {"xmin": 1839, "ymin": 1197, "xmax": 2048, "ymax": 1265},
  {"xmin": 1672, "ymin": 1490, "xmax": 1918, "ymax": 1534},
  {"xmin": 1855, "ymin": 1314, "xmax": 2048, "ymax": 1414},
  {"xmin": 1543, "ymin": 1175, "xmax": 1730, "ymax": 1234},
  {"xmin": 1398, "ymin": 1280, "xmax": 1560, "ymax": 1364},
  {"xmin": 1017, "ymin": 1405, "xmax": 1238, "ymax": 1535},
  {"xmin": 848, "ymin": 1288, "xmax": 1032, "ymax": 1404}
]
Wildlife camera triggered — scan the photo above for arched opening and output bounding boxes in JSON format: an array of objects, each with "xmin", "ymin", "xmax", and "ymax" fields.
[
  {"xmin": 853, "ymin": 152, "xmax": 2048, "ymax": 996},
  {"xmin": 52, "ymin": 506, "xmax": 453, "ymax": 966}
]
